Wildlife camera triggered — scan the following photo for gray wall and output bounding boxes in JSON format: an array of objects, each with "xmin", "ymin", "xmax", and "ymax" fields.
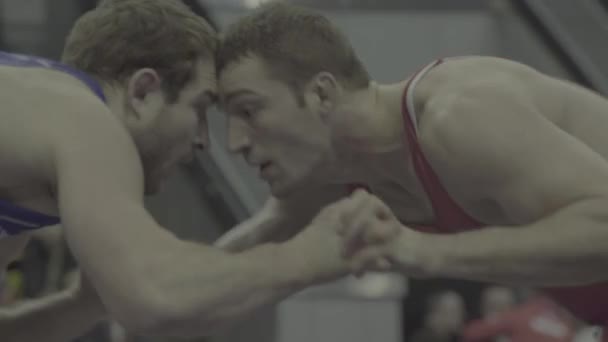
[
  {"xmin": 1, "ymin": 0, "xmax": 48, "ymax": 54},
  {"xmin": 490, "ymin": 0, "xmax": 573, "ymax": 80},
  {"xmin": 1, "ymin": 0, "xmax": 82, "ymax": 58}
]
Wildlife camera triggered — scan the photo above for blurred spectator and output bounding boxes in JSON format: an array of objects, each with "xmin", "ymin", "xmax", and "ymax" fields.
[
  {"xmin": 463, "ymin": 296, "xmax": 578, "ymax": 342},
  {"xmin": 0, "ymin": 266, "xmax": 24, "ymax": 305},
  {"xmin": 480, "ymin": 286, "xmax": 518, "ymax": 319},
  {"xmin": 411, "ymin": 290, "xmax": 467, "ymax": 342}
]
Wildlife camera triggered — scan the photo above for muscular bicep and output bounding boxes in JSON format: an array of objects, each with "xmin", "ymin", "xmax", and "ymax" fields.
[{"xmin": 423, "ymin": 83, "xmax": 608, "ymax": 223}]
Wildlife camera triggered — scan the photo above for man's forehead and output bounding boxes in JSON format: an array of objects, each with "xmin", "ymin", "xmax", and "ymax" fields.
[
  {"xmin": 187, "ymin": 61, "xmax": 218, "ymax": 98},
  {"xmin": 218, "ymin": 56, "xmax": 271, "ymax": 87},
  {"xmin": 219, "ymin": 67, "xmax": 283, "ymax": 102}
]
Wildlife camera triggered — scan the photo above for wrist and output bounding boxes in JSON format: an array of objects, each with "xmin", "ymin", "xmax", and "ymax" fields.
[
  {"xmin": 418, "ymin": 234, "xmax": 448, "ymax": 278},
  {"xmin": 272, "ymin": 241, "xmax": 317, "ymax": 287},
  {"xmin": 392, "ymin": 231, "xmax": 446, "ymax": 278}
]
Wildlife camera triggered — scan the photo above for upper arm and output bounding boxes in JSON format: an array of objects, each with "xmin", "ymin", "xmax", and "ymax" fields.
[
  {"xmin": 49, "ymin": 101, "xmax": 176, "ymax": 307},
  {"xmin": 421, "ymin": 80, "xmax": 608, "ymax": 223}
]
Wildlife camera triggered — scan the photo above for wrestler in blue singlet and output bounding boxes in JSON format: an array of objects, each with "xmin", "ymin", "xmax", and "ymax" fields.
[{"xmin": 0, "ymin": 51, "xmax": 105, "ymax": 237}]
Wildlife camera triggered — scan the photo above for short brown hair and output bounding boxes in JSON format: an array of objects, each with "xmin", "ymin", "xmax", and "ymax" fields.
[
  {"xmin": 62, "ymin": 0, "xmax": 217, "ymax": 103},
  {"xmin": 217, "ymin": 2, "xmax": 370, "ymax": 93}
]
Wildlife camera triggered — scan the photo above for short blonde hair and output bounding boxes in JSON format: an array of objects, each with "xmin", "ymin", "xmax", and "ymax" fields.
[
  {"xmin": 62, "ymin": 0, "xmax": 217, "ymax": 102},
  {"xmin": 217, "ymin": 2, "xmax": 369, "ymax": 94}
]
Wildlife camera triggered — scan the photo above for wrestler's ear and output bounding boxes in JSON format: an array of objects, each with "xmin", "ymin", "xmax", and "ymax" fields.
[
  {"xmin": 126, "ymin": 68, "xmax": 164, "ymax": 122},
  {"xmin": 303, "ymin": 72, "xmax": 341, "ymax": 122}
]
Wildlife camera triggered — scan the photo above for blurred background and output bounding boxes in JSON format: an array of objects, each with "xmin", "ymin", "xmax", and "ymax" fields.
[{"xmin": 0, "ymin": 0, "xmax": 606, "ymax": 341}]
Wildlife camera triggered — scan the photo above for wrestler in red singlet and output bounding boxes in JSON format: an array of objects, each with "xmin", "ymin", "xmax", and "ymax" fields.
[{"xmin": 401, "ymin": 59, "xmax": 608, "ymax": 340}]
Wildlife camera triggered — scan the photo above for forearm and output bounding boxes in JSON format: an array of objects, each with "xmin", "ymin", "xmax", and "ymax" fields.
[
  {"xmin": 148, "ymin": 240, "xmax": 333, "ymax": 337},
  {"xmin": 0, "ymin": 289, "xmax": 106, "ymax": 342},
  {"xmin": 69, "ymin": 203, "xmax": 329, "ymax": 336},
  {"xmin": 421, "ymin": 202, "xmax": 608, "ymax": 286}
]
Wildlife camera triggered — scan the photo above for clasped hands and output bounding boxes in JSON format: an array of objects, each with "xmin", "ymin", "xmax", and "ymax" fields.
[{"xmin": 312, "ymin": 189, "xmax": 432, "ymax": 278}]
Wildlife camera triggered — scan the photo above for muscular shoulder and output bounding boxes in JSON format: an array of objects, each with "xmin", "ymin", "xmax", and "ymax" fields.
[
  {"xmin": 0, "ymin": 65, "xmax": 102, "ymax": 106},
  {"xmin": 0, "ymin": 67, "xmax": 125, "ymax": 187},
  {"xmin": 413, "ymin": 57, "xmax": 549, "ymax": 137},
  {"xmin": 408, "ymin": 58, "xmax": 549, "ymax": 187},
  {"xmin": 0, "ymin": 67, "xmax": 109, "ymax": 137},
  {"xmin": 414, "ymin": 56, "xmax": 544, "ymax": 107}
]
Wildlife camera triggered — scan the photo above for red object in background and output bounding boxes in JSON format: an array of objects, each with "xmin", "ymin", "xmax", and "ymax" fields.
[{"xmin": 462, "ymin": 297, "xmax": 579, "ymax": 342}]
